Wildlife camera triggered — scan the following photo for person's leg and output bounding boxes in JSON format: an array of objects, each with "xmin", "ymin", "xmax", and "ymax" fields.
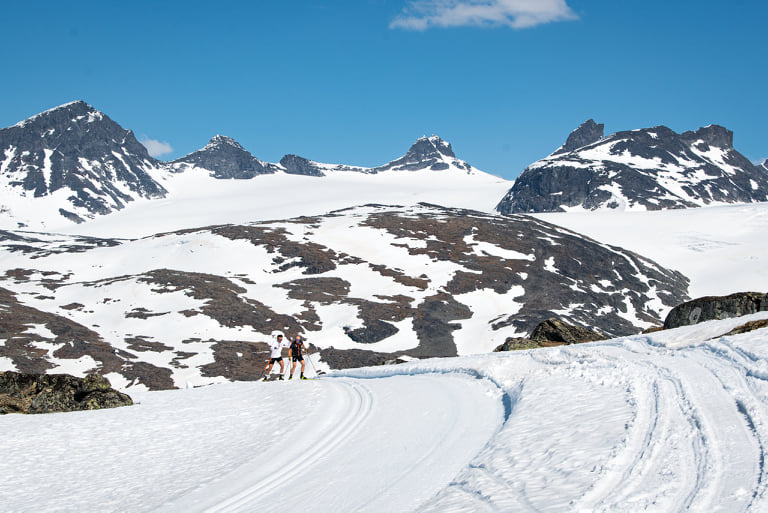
[{"xmin": 290, "ymin": 358, "xmax": 297, "ymax": 378}]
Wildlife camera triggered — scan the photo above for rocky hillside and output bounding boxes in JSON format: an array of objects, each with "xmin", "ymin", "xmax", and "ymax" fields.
[
  {"xmin": 497, "ymin": 120, "xmax": 768, "ymax": 213},
  {"xmin": 0, "ymin": 204, "xmax": 688, "ymax": 391}
]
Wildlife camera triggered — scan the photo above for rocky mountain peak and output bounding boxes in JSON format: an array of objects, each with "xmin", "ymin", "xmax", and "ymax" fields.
[
  {"xmin": 374, "ymin": 135, "xmax": 472, "ymax": 172},
  {"xmin": 681, "ymin": 124, "xmax": 733, "ymax": 149},
  {"xmin": 203, "ymin": 135, "xmax": 244, "ymax": 151},
  {"xmin": 170, "ymin": 135, "xmax": 276, "ymax": 179},
  {"xmin": 496, "ymin": 122, "xmax": 768, "ymax": 214},
  {"xmin": 0, "ymin": 101, "xmax": 166, "ymax": 226},
  {"xmin": 407, "ymin": 135, "xmax": 456, "ymax": 159},
  {"xmin": 279, "ymin": 154, "xmax": 325, "ymax": 177},
  {"xmin": 554, "ymin": 119, "xmax": 604, "ymax": 154}
]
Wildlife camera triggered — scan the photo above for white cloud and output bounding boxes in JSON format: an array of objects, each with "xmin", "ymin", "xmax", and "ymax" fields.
[
  {"xmin": 139, "ymin": 136, "xmax": 174, "ymax": 157},
  {"xmin": 390, "ymin": 0, "xmax": 578, "ymax": 30}
]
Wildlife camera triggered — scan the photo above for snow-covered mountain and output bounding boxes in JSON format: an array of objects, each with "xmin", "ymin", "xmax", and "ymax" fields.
[
  {"xmin": 0, "ymin": 203, "xmax": 688, "ymax": 390},
  {"xmin": 0, "ymin": 101, "xmax": 167, "ymax": 228},
  {"xmin": 1, "ymin": 102, "xmax": 496, "ymax": 230},
  {"xmin": 275, "ymin": 135, "xmax": 479, "ymax": 177},
  {"xmin": 496, "ymin": 120, "xmax": 768, "ymax": 213},
  {"xmin": 168, "ymin": 135, "xmax": 279, "ymax": 178}
]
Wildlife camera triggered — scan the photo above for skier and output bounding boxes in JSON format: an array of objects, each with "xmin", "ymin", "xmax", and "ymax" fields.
[
  {"xmin": 262, "ymin": 333, "xmax": 288, "ymax": 381},
  {"xmin": 288, "ymin": 335, "xmax": 308, "ymax": 380}
]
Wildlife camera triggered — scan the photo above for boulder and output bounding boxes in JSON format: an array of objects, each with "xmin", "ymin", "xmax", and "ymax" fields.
[
  {"xmin": 663, "ymin": 292, "xmax": 768, "ymax": 329},
  {"xmin": 0, "ymin": 371, "xmax": 133, "ymax": 415},
  {"xmin": 495, "ymin": 318, "xmax": 607, "ymax": 352}
]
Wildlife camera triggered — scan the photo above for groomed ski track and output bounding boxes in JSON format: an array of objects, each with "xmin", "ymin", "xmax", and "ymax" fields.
[
  {"xmin": 161, "ymin": 374, "xmax": 504, "ymax": 513},
  {"xmin": 2, "ymin": 314, "xmax": 768, "ymax": 512}
]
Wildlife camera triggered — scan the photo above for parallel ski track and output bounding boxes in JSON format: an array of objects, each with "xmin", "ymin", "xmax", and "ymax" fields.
[
  {"xmin": 206, "ymin": 379, "xmax": 373, "ymax": 513},
  {"xmin": 421, "ymin": 335, "xmax": 767, "ymax": 512},
  {"xmin": 564, "ymin": 337, "xmax": 765, "ymax": 512}
]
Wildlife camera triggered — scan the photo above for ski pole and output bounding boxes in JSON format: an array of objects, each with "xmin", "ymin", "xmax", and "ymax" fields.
[{"xmin": 305, "ymin": 349, "xmax": 319, "ymax": 376}]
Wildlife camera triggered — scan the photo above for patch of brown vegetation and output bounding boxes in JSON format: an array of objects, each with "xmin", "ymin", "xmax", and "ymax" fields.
[
  {"xmin": 212, "ymin": 225, "xmax": 338, "ymax": 275},
  {"xmin": 199, "ymin": 340, "xmax": 271, "ymax": 381},
  {"xmin": 716, "ymin": 319, "xmax": 768, "ymax": 338}
]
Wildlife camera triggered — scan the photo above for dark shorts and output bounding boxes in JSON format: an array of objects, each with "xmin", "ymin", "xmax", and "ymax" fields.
[
  {"xmin": 269, "ymin": 357, "xmax": 282, "ymax": 364},
  {"xmin": 291, "ymin": 354, "xmax": 304, "ymax": 361}
]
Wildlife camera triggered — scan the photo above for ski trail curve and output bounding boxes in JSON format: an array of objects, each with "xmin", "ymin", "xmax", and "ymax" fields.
[{"xmin": 164, "ymin": 373, "xmax": 504, "ymax": 513}]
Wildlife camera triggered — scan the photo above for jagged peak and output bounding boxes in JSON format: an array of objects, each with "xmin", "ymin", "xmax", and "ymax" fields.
[
  {"xmin": 681, "ymin": 124, "xmax": 733, "ymax": 149},
  {"xmin": 407, "ymin": 134, "xmax": 455, "ymax": 158},
  {"xmin": 201, "ymin": 135, "xmax": 246, "ymax": 152},
  {"xmin": 554, "ymin": 119, "xmax": 604, "ymax": 154}
]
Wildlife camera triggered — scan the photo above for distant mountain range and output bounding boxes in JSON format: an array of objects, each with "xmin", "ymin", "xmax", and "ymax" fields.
[
  {"xmin": 0, "ymin": 101, "xmax": 482, "ymax": 229},
  {"xmin": 496, "ymin": 119, "xmax": 768, "ymax": 213},
  {"xmin": 2, "ymin": 101, "xmax": 767, "ymax": 230}
]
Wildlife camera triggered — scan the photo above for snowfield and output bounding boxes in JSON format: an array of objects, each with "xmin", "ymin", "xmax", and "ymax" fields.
[
  {"xmin": 3, "ymin": 313, "xmax": 768, "ymax": 512},
  {"xmin": 533, "ymin": 202, "xmax": 768, "ymax": 298}
]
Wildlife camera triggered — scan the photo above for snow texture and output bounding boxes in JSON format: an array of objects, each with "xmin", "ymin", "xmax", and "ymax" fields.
[{"xmin": 2, "ymin": 313, "xmax": 768, "ymax": 512}]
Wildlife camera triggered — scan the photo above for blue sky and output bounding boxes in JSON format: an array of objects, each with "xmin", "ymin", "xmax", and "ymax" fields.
[{"xmin": 1, "ymin": 0, "xmax": 766, "ymax": 179}]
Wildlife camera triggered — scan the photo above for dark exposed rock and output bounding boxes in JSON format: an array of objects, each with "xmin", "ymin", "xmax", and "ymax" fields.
[
  {"xmin": 319, "ymin": 347, "xmax": 400, "ymax": 369},
  {"xmin": 663, "ymin": 292, "xmax": 768, "ymax": 329},
  {"xmin": 373, "ymin": 135, "xmax": 472, "ymax": 172},
  {"xmin": 279, "ymin": 154, "xmax": 326, "ymax": 177},
  {"xmin": 529, "ymin": 318, "xmax": 608, "ymax": 344},
  {"xmin": 497, "ymin": 123, "xmax": 768, "ymax": 213},
  {"xmin": 170, "ymin": 135, "xmax": 277, "ymax": 179},
  {"xmin": 494, "ymin": 318, "xmax": 607, "ymax": 351},
  {"xmin": 344, "ymin": 320, "xmax": 399, "ymax": 344},
  {"xmin": 0, "ymin": 371, "xmax": 132, "ymax": 414},
  {"xmin": 553, "ymin": 119, "xmax": 604, "ymax": 155}
]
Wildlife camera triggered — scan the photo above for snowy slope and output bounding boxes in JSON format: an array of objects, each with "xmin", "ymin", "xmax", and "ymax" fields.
[
  {"xmin": 534, "ymin": 201, "xmax": 768, "ymax": 298},
  {"xmin": 3, "ymin": 313, "xmax": 768, "ymax": 512},
  {"xmin": 0, "ymin": 204, "xmax": 688, "ymax": 390},
  {"xmin": 70, "ymin": 161, "xmax": 510, "ymax": 238}
]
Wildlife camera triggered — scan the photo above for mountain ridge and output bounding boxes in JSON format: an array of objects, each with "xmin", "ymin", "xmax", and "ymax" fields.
[
  {"xmin": 1, "ymin": 101, "xmax": 490, "ymax": 230},
  {"xmin": 496, "ymin": 120, "xmax": 768, "ymax": 213}
]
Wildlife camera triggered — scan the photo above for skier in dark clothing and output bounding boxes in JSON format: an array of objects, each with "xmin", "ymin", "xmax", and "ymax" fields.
[{"xmin": 289, "ymin": 335, "xmax": 308, "ymax": 380}]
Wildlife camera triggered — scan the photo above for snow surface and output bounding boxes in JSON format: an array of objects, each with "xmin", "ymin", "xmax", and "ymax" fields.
[
  {"xmin": 3, "ymin": 313, "xmax": 768, "ymax": 512},
  {"xmin": 534, "ymin": 202, "xmax": 768, "ymax": 298},
  {"xmin": 50, "ymin": 166, "xmax": 511, "ymax": 238}
]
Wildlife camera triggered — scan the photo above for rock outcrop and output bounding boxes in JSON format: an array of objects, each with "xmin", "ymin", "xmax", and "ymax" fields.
[
  {"xmin": 0, "ymin": 371, "xmax": 133, "ymax": 414},
  {"xmin": 663, "ymin": 292, "xmax": 768, "ymax": 329},
  {"xmin": 494, "ymin": 317, "xmax": 608, "ymax": 351}
]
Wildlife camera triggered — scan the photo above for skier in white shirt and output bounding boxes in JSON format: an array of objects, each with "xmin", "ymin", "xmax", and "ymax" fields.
[{"xmin": 262, "ymin": 333, "xmax": 288, "ymax": 381}]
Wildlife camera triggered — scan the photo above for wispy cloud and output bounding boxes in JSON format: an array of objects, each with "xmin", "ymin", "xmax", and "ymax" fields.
[
  {"xmin": 140, "ymin": 136, "xmax": 174, "ymax": 157},
  {"xmin": 390, "ymin": 0, "xmax": 578, "ymax": 30}
]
